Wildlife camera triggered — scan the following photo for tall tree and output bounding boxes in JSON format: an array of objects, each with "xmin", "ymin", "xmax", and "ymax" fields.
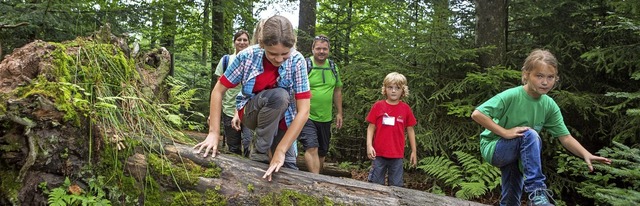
[
  {"xmin": 298, "ymin": 0, "xmax": 317, "ymax": 56},
  {"xmin": 474, "ymin": 0, "xmax": 508, "ymax": 68},
  {"xmin": 202, "ymin": 0, "xmax": 210, "ymax": 65},
  {"xmin": 342, "ymin": 0, "xmax": 353, "ymax": 65},
  {"xmin": 211, "ymin": 0, "xmax": 225, "ymax": 90},
  {"xmin": 160, "ymin": 0, "xmax": 178, "ymax": 76}
]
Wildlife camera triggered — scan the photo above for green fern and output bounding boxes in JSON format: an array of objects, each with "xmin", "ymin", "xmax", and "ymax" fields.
[
  {"xmin": 418, "ymin": 151, "xmax": 501, "ymax": 200},
  {"xmin": 44, "ymin": 176, "xmax": 111, "ymax": 206},
  {"xmin": 418, "ymin": 156, "xmax": 462, "ymax": 186},
  {"xmin": 558, "ymin": 141, "xmax": 640, "ymax": 205}
]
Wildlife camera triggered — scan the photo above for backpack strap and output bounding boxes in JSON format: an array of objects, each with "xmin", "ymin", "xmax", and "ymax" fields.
[
  {"xmin": 222, "ymin": 54, "xmax": 230, "ymax": 73},
  {"xmin": 305, "ymin": 57, "xmax": 313, "ymax": 74},
  {"xmin": 307, "ymin": 58, "xmax": 339, "ymax": 84},
  {"xmin": 328, "ymin": 59, "xmax": 338, "ymax": 82}
]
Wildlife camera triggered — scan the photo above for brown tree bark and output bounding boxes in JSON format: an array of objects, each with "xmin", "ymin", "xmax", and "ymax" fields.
[
  {"xmin": 474, "ymin": 0, "xmax": 508, "ymax": 68},
  {"xmin": 169, "ymin": 144, "xmax": 491, "ymax": 206},
  {"xmin": 298, "ymin": 0, "xmax": 317, "ymax": 57},
  {"xmin": 211, "ymin": 0, "xmax": 225, "ymax": 91},
  {"xmin": 202, "ymin": 0, "xmax": 210, "ymax": 65}
]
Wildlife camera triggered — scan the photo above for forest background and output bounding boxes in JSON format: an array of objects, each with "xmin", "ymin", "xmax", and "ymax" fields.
[{"xmin": 1, "ymin": 0, "xmax": 639, "ymax": 205}]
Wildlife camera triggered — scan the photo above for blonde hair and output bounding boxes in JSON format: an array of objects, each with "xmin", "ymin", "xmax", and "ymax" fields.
[
  {"xmin": 252, "ymin": 19, "xmax": 267, "ymax": 45},
  {"xmin": 521, "ymin": 49, "xmax": 559, "ymax": 84},
  {"xmin": 381, "ymin": 72, "xmax": 409, "ymax": 98},
  {"xmin": 260, "ymin": 15, "xmax": 296, "ymax": 48}
]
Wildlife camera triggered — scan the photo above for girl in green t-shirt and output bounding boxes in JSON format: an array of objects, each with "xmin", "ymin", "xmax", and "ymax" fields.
[{"xmin": 471, "ymin": 49, "xmax": 611, "ymax": 206}]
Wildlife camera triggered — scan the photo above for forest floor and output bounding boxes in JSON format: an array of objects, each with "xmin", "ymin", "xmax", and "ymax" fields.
[{"xmin": 182, "ymin": 130, "xmax": 500, "ymax": 205}]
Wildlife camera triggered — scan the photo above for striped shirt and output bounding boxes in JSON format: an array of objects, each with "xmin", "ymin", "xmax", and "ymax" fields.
[{"xmin": 220, "ymin": 44, "xmax": 311, "ymax": 127}]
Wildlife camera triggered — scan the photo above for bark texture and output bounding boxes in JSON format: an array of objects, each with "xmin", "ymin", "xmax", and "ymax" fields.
[
  {"xmin": 475, "ymin": 0, "xmax": 508, "ymax": 68},
  {"xmin": 170, "ymin": 144, "xmax": 490, "ymax": 206},
  {"xmin": 297, "ymin": 0, "xmax": 318, "ymax": 57}
]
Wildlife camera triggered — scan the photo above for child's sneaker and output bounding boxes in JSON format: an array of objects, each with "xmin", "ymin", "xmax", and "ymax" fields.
[{"xmin": 527, "ymin": 188, "xmax": 555, "ymax": 206}]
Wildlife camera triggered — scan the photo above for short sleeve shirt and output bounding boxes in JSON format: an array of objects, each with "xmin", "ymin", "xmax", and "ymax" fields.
[
  {"xmin": 308, "ymin": 58, "xmax": 343, "ymax": 122},
  {"xmin": 475, "ymin": 86, "xmax": 570, "ymax": 163},
  {"xmin": 366, "ymin": 100, "xmax": 417, "ymax": 158},
  {"xmin": 219, "ymin": 44, "xmax": 311, "ymax": 127},
  {"xmin": 214, "ymin": 54, "xmax": 242, "ymax": 117}
]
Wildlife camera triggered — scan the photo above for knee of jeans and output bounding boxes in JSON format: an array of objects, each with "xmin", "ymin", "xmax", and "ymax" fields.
[{"xmin": 523, "ymin": 129, "xmax": 541, "ymax": 141}]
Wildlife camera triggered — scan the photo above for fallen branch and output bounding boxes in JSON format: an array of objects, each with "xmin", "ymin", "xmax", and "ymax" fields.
[{"xmin": 167, "ymin": 143, "xmax": 489, "ymax": 206}]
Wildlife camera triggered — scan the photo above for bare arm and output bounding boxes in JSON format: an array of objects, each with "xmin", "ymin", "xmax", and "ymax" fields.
[
  {"xmin": 470, "ymin": 110, "xmax": 529, "ymax": 139},
  {"xmin": 193, "ymin": 80, "xmax": 229, "ymax": 157},
  {"xmin": 407, "ymin": 126, "xmax": 417, "ymax": 167},
  {"xmin": 263, "ymin": 98, "xmax": 310, "ymax": 180},
  {"xmin": 333, "ymin": 86, "xmax": 343, "ymax": 129},
  {"xmin": 558, "ymin": 135, "xmax": 612, "ymax": 172},
  {"xmin": 366, "ymin": 123, "xmax": 376, "ymax": 160}
]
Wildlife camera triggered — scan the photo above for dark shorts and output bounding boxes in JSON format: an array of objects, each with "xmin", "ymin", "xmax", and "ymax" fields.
[
  {"xmin": 299, "ymin": 119, "xmax": 331, "ymax": 156},
  {"xmin": 277, "ymin": 123, "xmax": 318, "ymax": 152}
]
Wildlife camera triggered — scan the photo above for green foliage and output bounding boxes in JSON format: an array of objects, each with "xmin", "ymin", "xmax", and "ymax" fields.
[
  {"xmin": 13, "ymin": 77, "xmax": 91, "ymax": 126},
  {"xmin": 147, "ymin": 153, "xmax": 220, "ymax": 186},
  {"xmin": 43, "ymin": 176, "xmax": 111, "ymax": 206},
  {"xmin": 1, "ymin": 0, "xmax": 639, "ymax": 204},
  {"xmin": 259, "ymin": 189, "xmax": 336, "ymax": 206},
  {"xmin": 417, "ymin": 151, "xmax": 500, "ymax": 200},
  {"xmin": 557, "ymin": 141, "xmax": 640, "ymax": 205},
  {"xmin": 0, "ymin": 170, "xmax": 20, "ymax": 205},
  {"xmin": 170, "ymin": 190, "xmax": 226, "ymax": 206},
  {"xmin": 162, "ymin": 76, "xmax": 206, "ymax": 131}
]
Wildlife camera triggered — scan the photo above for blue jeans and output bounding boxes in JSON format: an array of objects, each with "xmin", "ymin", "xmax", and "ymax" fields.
[
  {"xmin": 368, "ymin": 157, "xmax": 404, "ymax": 187},
  {"xmin": 492, "ymin": 129, "xmax": 547, "ymax": 206}
]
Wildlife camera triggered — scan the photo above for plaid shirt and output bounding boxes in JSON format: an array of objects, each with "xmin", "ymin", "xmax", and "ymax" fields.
[{"xmin": 220, "ymin": 44, "xmax": 310, "ymax": 126}]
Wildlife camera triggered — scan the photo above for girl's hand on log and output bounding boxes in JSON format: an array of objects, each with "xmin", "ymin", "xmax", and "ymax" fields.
[
  {"xmin": 193, "ymin": 133, "xmax": 220, "ymax": 158},
  {"xmin": 263, "ymin": 151, "xmax": 285, "ymax": 181}
]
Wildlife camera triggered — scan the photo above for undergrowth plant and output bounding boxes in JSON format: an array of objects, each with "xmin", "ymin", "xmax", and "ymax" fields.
[
  {"xmin": 24, "ymin": 33, "xmax": 212, "ymax": 204},
  {"xmin": 417, "ymin": 151, "xmax": 500, "ymax": 200},
  {"xmin": 41, "ymin": 176, "xmax": 111, "ymax": 206},
  {"xmin": 557, "ymin": 141, "xmax": 640, "ymax": 205}
]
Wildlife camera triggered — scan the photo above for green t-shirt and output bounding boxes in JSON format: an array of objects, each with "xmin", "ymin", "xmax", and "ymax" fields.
[
  {"xmin": 475, "ymin": 86, "xmax": 570, "ymax": 164},
  {"xmin": 215, "ymin": 54, "xmax": 242, "ymax": 117},
  {"xmin": 308, "ymin": 58, "xmax": 343, "ymax": 122}
]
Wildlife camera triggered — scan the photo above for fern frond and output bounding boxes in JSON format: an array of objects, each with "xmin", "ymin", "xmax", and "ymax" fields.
[
  {"xmin": 418, "ymin": 156, "xmax": 462, "ymax": 186},
  {"xmin": 455, "ymin": 182, "xmax": 488, "ymax": 200}
]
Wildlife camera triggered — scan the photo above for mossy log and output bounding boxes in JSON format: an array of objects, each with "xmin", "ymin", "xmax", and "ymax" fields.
[{"xmin": 168, "ymin": 143, "xmax": 490, "ymax": 206}]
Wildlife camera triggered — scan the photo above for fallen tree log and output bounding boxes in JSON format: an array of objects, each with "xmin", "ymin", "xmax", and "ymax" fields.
[{"xmin": 168, "ymin": 143, "xmax": 490, "ymax": 206}]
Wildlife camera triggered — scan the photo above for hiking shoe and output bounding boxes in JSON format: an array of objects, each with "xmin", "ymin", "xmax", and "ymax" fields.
[{"xmin": 527, "ymin": 188, "xmax": 555, "ymax": 206}]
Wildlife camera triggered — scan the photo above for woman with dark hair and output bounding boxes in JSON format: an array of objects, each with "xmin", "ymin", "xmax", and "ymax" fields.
[{"xmin": 211, "ymin": 30, "xmax": 251, "ymax": 157}]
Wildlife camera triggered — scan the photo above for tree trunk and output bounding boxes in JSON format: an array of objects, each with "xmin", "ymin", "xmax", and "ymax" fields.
[
  {"xmin": 343, "ymin": 0, "xmax": 353, "ymax": 65},
  {"xmin": 202, "ymin": 0, "xmax": 210, "ymax": 65},
  {"xmin": 298, "ymin": 0, "xmax": 317, "ymax": 57},
  {"xmin": 211, "ymin": 0, "xmax": 225, "ymax": 92},
  {"xmin": 160, "ymin": 0, "xmax": 177, "ymax": 76},
  {"xmin": 474, "ymin": 0, "xmax": 508, "ymax": 68},
  {"xmin": 169, "ymin": 144, "xmax": 490, "ymax": 206}
]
